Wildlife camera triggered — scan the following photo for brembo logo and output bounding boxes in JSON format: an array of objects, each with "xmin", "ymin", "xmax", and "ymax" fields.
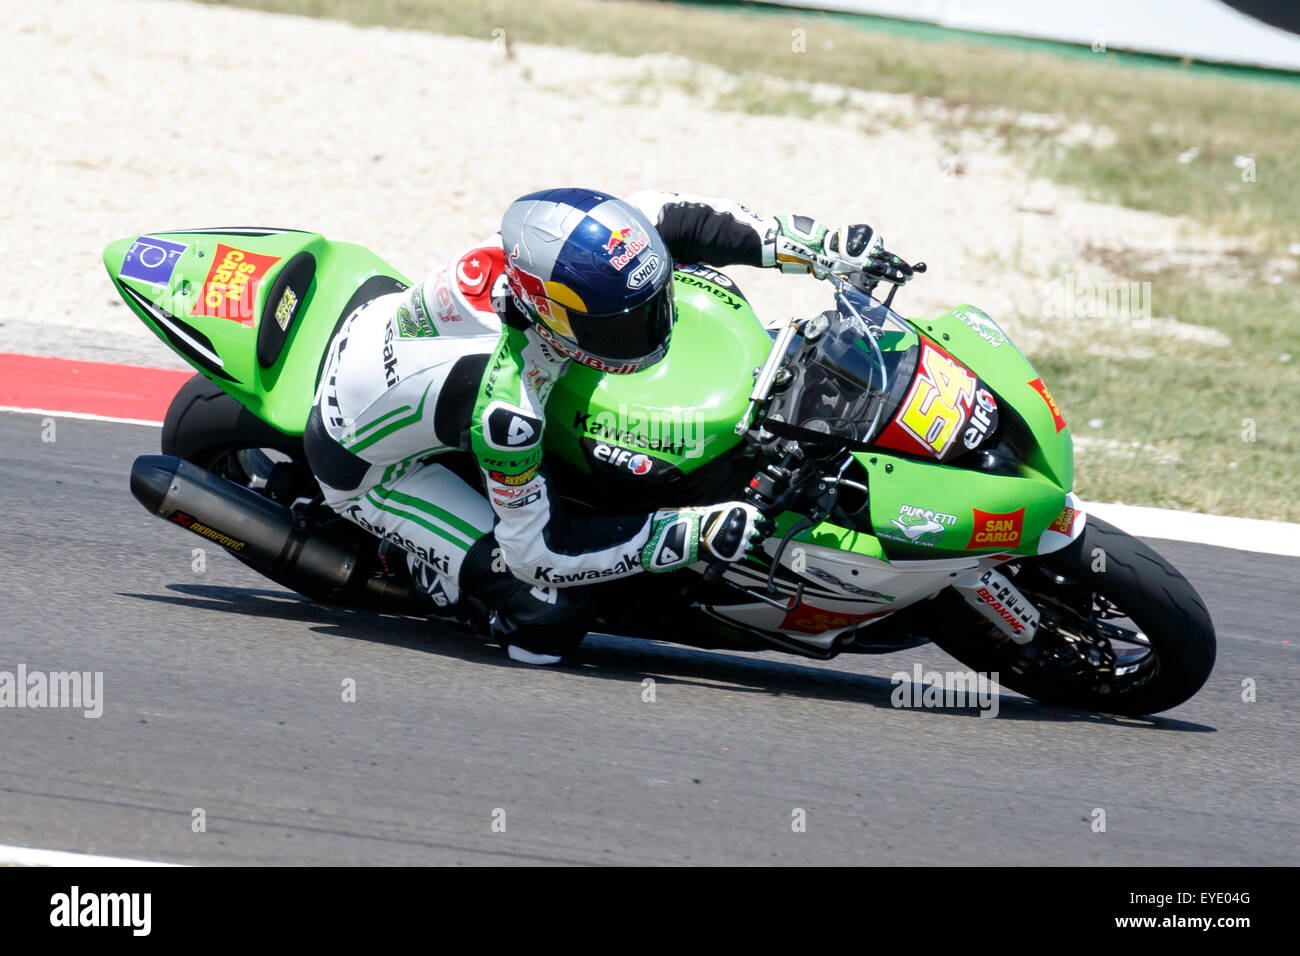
[{"xmin": 976, "ymin": 586, "xmax": 1027, "ymax": 634}]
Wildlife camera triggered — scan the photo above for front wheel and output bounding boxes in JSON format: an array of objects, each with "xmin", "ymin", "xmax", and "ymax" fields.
[{"xmin": 929, "ymin": 517, "xmax": 1216, "ymax": 716}]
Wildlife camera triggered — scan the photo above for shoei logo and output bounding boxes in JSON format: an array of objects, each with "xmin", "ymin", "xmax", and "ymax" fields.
[{"xmin": 627, "ymin": 254, "xmax": 660, "ymax": 290}]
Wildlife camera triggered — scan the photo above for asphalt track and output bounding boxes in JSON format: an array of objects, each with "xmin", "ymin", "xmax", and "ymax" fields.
[{"xmin": 0, "ymin": 412, "xmax": 1296, "ymax": 866}]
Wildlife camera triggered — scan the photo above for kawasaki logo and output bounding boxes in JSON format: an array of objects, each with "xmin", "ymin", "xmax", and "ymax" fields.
[
  {"xmin": 674, "ymin": 273, "xmax": 743, "ymax": 310},
  {"xmin": 573, "ymin": 410, "xmax": 686, "ymax": 456},
  {"xmin": 532, "ymin": 552, "xmax": 639, "ymax": 583}
]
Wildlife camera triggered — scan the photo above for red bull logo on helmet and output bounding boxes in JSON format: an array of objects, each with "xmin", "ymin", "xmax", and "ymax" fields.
[
  {"xmin": 505, "ymin": 243, "xmax": 554, "ymax": 319},
  {"xmin": 603, "ymin": 227, "xmax": 633, "ymax": 255},
  {"xmin": 605, "ymin": 228, "xmax": 651, "ymax": 270}
]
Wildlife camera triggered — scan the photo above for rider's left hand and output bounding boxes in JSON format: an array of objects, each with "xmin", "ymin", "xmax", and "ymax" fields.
[{"xmin": 775, "ymin": 216, "xmax": 909, "ymax": 284}]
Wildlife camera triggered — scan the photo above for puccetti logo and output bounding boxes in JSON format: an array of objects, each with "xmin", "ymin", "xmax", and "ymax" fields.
[
  {"xmin": 968, "ymin": 507, "xmax": 1025, "ymax": 549},
  {"xmin": 0, "ymin": 665, "xmax": 103, "ymax": 718},
  {"xmin": 891, "ymin": 664, "xmax": 1002, "ymax": 718},
  {"xmin": 879, "ymin": 504, "xmax": 958, "ymax": 547},
  {"xmin": 952, "ymin": 307, "xmax": 1007, "ymax": 348},
  {"xmin": 573, "ymin": 403, "xmax": 704, "ymax": 458},
  {"xmin": 50, "ymin": 886, "xmax": 151, "ymax": 936}
]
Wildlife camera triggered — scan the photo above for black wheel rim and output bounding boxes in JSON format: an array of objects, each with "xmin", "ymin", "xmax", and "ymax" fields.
[{"xmin": 1001, "ymin": 565, "xmax": 1160, "ymax": 699}]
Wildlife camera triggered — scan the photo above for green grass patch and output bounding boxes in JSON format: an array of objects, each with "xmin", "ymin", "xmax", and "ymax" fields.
[
  {"xmin": 1030, "ymin": 242, "xmax": 1299, "ymax": 519},
  {"xmin": 186, "ymin": 0, "xmax": 1300, "ymax": 518},
  {"xmin": 193, "ymin": 0, "xmax": 1299, "ymax": 244}
]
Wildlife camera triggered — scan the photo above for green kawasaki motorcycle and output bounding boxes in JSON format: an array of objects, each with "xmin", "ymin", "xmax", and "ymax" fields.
[{"xmin": 107, "ymin": 226, "xmax": 1215, "ymax": 716}]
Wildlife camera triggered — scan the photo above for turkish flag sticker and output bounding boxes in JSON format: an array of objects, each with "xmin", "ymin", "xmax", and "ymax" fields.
[{"xmin": 455, "ymin": 246, "xmax": 505, "ymax": 311}]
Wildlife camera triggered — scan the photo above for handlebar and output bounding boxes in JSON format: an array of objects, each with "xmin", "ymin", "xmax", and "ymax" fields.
[{"xmin": 698, "ymin": 452, "xmax": 807, "ymax": 587}]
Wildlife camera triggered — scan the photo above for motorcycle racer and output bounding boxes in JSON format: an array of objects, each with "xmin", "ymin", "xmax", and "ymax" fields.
[{"xmin": 304, "ymin": 187, "xmax": 903, "ymax": 664}]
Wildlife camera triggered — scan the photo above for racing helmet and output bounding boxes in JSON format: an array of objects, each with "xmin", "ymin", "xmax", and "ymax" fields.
[{"xmin": 500, "ymin": 187, "xmax": 675, "ymax": 374}]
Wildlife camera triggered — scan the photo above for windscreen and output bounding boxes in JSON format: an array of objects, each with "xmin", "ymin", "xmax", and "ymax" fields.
[{"xmin": 764, "ymin": 285, "xmax": 919, "ymax": 451}]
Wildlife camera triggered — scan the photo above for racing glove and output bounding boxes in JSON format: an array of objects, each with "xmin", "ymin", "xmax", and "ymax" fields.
[
  {"xmin": 641, "ymin": 502, "xmax": 768, "ymax": 573},
  {"xmin": 774, "ymin": 215, "xmax": 911, "ymax": 285}
]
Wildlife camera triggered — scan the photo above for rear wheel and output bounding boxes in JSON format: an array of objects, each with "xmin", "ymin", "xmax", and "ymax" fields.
[
  {"xmin": 160, "ymin": 375, "xmax": 364, "ymax": 604},
  {"xmin": 930, "ymin": 517, "xmax": 1216, "ymax": 716}
]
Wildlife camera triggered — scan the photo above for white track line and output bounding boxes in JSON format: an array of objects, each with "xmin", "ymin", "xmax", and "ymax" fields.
[
  {"xmin": 0, "ymin": 843, "xmax": 183, "ymax": 867},
  {"xmin": 1082, "ymin": 501, "xmax": 1300, "ymax": 558},
  {"xmin": 0, "ymin": 405, "xmax": 163, "ymax": 427},
  {"xmin": 1, "ymin": 407, "xmax": 1295, "ymax": 557}
]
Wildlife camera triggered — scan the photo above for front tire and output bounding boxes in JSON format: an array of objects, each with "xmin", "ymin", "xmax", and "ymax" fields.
[{"xmin": 930, "ymin": 517, "xmax": 1216, "ymax": 716}]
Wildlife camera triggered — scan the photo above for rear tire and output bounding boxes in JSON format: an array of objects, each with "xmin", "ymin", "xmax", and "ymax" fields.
[
  {"xmin": 930, "ymin": 517, "xmax": 1216, "ymax": 716},
  {"xmin": 159, "ymin": 375, "xmax": 353, "ymax": 604},
  {"xmin": 161, "ymin": 374, "xmax": 304, "ymax": 463}
]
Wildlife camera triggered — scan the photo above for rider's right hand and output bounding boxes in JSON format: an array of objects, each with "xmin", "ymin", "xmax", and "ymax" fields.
[{"xmin": 641, "ymin": 502, "xmax": 769, "ymax": 573}]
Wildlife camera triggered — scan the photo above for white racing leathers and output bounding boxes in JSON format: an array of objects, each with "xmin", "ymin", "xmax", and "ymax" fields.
[{"xmin": 307, "ymin": 193, "xmax": 839, "ymax": 602}]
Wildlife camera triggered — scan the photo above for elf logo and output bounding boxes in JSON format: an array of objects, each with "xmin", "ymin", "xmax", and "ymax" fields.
[{"xmin": 593, "ymin": 443, "xmax": 653, "ymax": 475}]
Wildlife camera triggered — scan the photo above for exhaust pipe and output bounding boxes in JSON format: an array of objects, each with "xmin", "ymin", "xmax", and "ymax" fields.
[{"xmin": 130, "ymin": 454, "xmax": 358, "ymax": 591}]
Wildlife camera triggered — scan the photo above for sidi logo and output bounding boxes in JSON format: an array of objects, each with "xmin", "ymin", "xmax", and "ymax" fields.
[{"xmin": 50, "ymin": 886, "xmax": 151, "ymax": 936}]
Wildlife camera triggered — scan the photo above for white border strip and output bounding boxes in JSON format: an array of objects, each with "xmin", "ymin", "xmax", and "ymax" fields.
[
  {"xmin": 0, "ymin": 843, "xmax": 183, "ymax": 867},
  {"xmin": 0, "ymin": 405, "xmax": 163, "ymax": 427},
  {"xmin": 1082, "ymin": 501, "xmax": 1300, "ymax": 558}
]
